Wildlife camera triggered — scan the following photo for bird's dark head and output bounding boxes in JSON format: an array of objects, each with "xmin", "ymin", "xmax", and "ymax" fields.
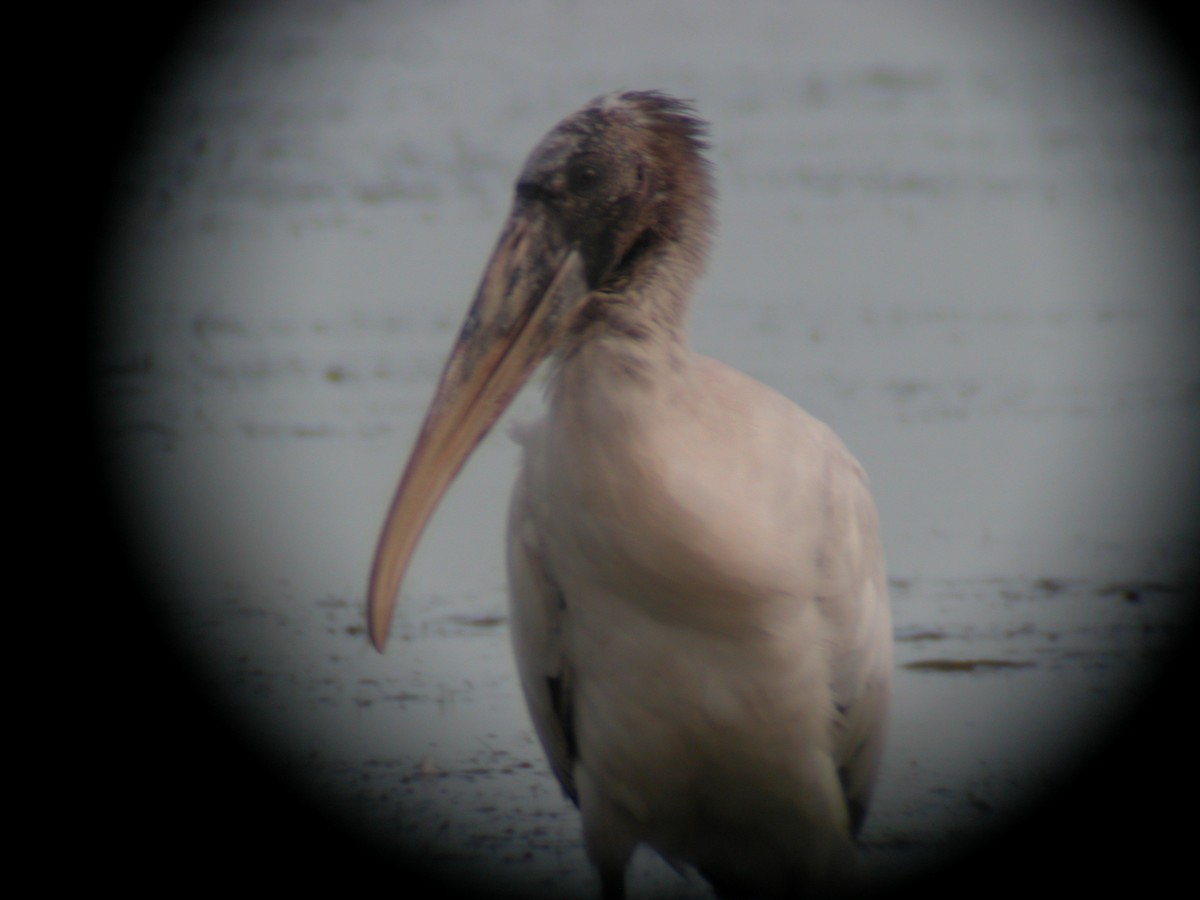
[
  {"xmin": 368, "ymin": 92, "xmax": 714, "ymax": 649},
  {"xmin": 514, "ymin": 90, "xmax": 715, "ymax": 295}
]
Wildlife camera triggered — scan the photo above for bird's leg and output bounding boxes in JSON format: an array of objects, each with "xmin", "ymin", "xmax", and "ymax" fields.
[
  {"xmin": 598, "ymin": 865, "xmax": 627, "ymax": 900},
  {"xmin": 579, "ymin": 768, "xmax": 636, "ymax": 900}
]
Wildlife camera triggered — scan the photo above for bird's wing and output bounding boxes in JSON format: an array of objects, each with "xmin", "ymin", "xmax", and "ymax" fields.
[
  {"xmin": 831, "ymin": 574, "xmax": 891, "ymax": 836},
  {"xmin": 823, "ymin": 454, "xmax": 893, "ymax": 837},
  {"xmin": 506, "ymin": 445, "xmax": 579, "ymax": 805}
]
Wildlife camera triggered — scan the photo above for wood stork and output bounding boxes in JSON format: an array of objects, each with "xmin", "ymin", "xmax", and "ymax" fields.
[{"xmin": 368, "ymin": 91, "xmax": 892, "ymax": 898}]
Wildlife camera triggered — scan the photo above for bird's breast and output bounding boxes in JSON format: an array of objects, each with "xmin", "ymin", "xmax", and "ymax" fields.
[{"xmin": 532, "ymin": 348, "xmax": 869, "ymax": 635}]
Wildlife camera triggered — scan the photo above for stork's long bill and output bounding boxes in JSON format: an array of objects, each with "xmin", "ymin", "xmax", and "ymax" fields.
[{"xmin": 367, "ymin": 207, "xmax": 588, "ymax": 650}]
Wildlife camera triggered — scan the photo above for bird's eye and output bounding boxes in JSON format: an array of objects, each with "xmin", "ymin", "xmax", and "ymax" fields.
[{"xmin": 567, "ymin": 161, "xmax": 601, "ymax": 194}]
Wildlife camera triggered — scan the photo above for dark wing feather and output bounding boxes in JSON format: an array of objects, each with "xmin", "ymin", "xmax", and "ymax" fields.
[{"xmin": 506, "ymin": 460, "xmax": 578, "ymax": 804}]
